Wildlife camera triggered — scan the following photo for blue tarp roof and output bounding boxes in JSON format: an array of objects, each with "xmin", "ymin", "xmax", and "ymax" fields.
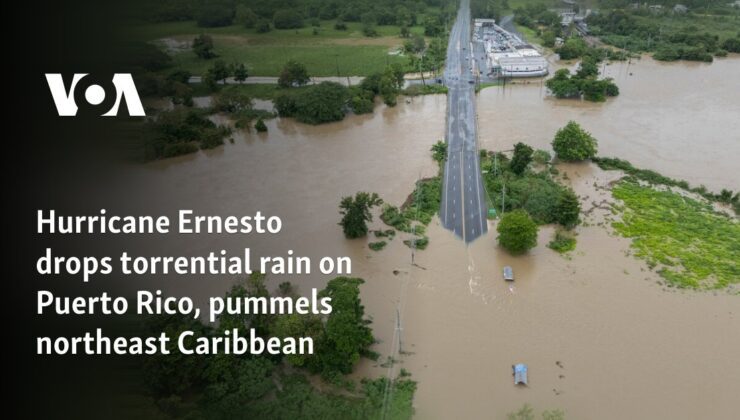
[{"xmin": 513, "ymin": 364, "xmax": 528, "ymax": 385}]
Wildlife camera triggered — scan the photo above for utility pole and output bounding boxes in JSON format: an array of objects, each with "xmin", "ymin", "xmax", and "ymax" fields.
[
  {"xmin": 396, "ymin": 307, "xmax": 403, "ymax": 355},
  {"xmin": 501, "ymin": 182, "xmax": 506, "ymax": 215}
]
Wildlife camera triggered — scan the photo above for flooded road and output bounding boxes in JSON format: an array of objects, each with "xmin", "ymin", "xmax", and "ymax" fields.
[{"xmin": 95, "ymin": 56, "xmax": 740, "ymax": 419}]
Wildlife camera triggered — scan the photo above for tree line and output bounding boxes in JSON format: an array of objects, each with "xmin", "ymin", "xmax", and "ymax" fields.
[
  {"xmin": 137, "ymin": 0, "xmax": 455, "ymax": 31},
  {"xmin": 141, "ymin": 273, "xmax": 413, "ymax": 418}
]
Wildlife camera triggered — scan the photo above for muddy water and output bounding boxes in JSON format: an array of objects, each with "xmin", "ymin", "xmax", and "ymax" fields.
[
  {"xmin": 478, "ymin": 55, "xmax": 740, "ymax": 192},
  {"xmin": 110, "ymin": 95, "xmax": 445, "ymax": 300},
  {"xmin": 357, "ymin": 163, "xmax": 739, "ymax": 420},
  {"xmin": 98, "ymin": 57, "xmax": 740, "ymax": 420}
]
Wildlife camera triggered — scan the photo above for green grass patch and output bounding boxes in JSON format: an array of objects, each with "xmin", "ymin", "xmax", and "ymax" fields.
[
  {"xmin": 403, "ymin": 236, "xmax": 429, "ymax": 250},
  {"xmin": 593, "ymin": 157, "xmax": 739, "ymax": 215},
  {"xmin": 475, "ymin": 81, "xmax": 502, "ymax": 92},
  {"xmin": 402, "ymin": 83, "xmax": 448, "ymax": 96},
  {"xmin": 548, "ymin": 230, "xmax": 577, "ymax": 254},
  {"xmin": 515, "ymin": 24, "xmax": 544, "ymax": 46},
  {"xmin": 132, "ymin": 20, "xmax": 429, "ymax": 76},
  {"xmin": 368, "ymin": 241, "xmax": 387, "ymax": 251},
  {"xmin": 373, "ymin": 229, "xmax": 396, "ymax": 239},
  {"xmin": 611, "ymin": 180, "xmax": 740, "ymax": 290}
]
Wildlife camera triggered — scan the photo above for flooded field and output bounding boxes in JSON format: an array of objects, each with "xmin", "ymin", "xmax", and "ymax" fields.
[{"xmin": 97, "ymin": 56, "xmax": 740, "ymax": 419}]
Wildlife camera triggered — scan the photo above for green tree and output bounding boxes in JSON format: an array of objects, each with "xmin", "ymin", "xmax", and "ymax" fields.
[
  {"xmin": 497, "ymin": 209, "xmax": 538, "ymax": 254},
  {"xmin": 542, "ymin": 30, "xmax": 556, "ymax": 48},
  {"xmin": 271, "ymin": 313, "xmax": 325, "ymax": 368},
  {"xmin": 254, "ymin": 118, "xmax": 267, "ymax": 132},
  {"xmin": 143, "ymin": 314, "xmax": 210, "ymax": 396},
  {"xmin": 721, "ymin": 37, "xmax": 740, "ymax": 53},
  {"xmin": 256, "ymin": 20, "xmax": 271, "ymax": 33},
  {"xmin": 400, "ymin": 25, "xmax": 411, "ymax": 38},
  {"xmin": 208, "ymin": 59, "xmax": 230, "ymax": 84},
  {"xmin": 349, "ymin": 92, "xmax": 375, "ymax": 114},
  {"xmin": 554, "ymin": 188, "xmax": 581, "ymax": 228},
  {"xmin": 278, "ymin": 60, "xmax": 310, "ymax": 87},
  {"xmin": 552, "ymin": 121, "xmax": 598, "ymax": 161},
  {"xmin": 317, "ymin": 277, "xmax": 375, "ymax": 375},
  {"xmin": 576, "ymin": 58, "xmax": 599, "ymax": 78},
  {"xmin": 379, "ymin": 66, "xmax": 403, "ymax": 107},
  {"xmin": 510, "ymin": 142, "xmax": 534, "ymax": 175},
  {"xmin": 404, "ymin": 34, "xmax": 426, "ymax": 53},
  {"xmin": 235, "ymin": 5, "xmax": 258, "ymax": 28},
  {"xmin": 192, "ymin": 33, "xmax": 216, "ymax": 59},
  {"xmin": 273, "ymin": 9, "xmax": 304, "ymax": 29},
  {"xmin": 545, "ymin": 69, "xmax": 581, "ymax": 98},
  {"xmin": 339, "ymin": 192, "xmax": 383, "ymax": 238},
  {"xmin": 423, "ymin": 15, "xmax": 442, "ymax": 36},
  {"xmin": 431, "ymin": 141, "xmax": 447, "ymax": 162},
  {"xmin": 196, "ymin": 0, "xmax": 234, "ymax": 27},
  {"xmin": 557, "ymin": 37, "xmax": 588, "ymax": 59},
  {"xmin": 213, "ymin": 87, "xmax": 252, "ymax": 113},
  {"xmin": 292, "ymin": 82, "xmax": 348, "ymax": 124},
  {"xmin": 233, "ymin": 63, "xmax": 249, "ymax": 82}
]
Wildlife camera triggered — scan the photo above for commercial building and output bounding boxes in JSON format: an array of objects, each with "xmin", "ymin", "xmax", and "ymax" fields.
[{"xmin": 473, "ymin": 19, "xmax": 548, "ymax": 78}]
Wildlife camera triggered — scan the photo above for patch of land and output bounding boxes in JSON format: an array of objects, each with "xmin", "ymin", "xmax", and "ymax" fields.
[
  {"xmin": 610, "ymin": 179, "xmax": 739, "ymax": 290},
  {"xmin": 132, "ymin": 20, "xmax": 430, "ymax": 76}
]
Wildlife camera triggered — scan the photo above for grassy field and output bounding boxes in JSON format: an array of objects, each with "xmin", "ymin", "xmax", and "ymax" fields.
[
  {"xmin": 515, "ymin": 24, "xmax": 545, "ymax": 46},
  {"xmin": 133, "ymin": 20, "xmax": 432, "ymax": 76},
  {"xmin": 611, "ymin": 180, "xmax": 739, "ymax": 290}
]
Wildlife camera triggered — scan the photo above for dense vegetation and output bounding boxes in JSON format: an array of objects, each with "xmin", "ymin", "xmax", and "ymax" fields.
[
  {"xmin": 548, "ymin": 229, "xmax": 577, "ymax": 254},
  {"xmin": 611, "ymin": 179, "xmax": 739, "ymax": 290},
  {"xmin": 142, "ymin": 108, "xmax": 232, "ymax": 159},
  {"xmin": 593, "ymin": 157, "xmax": 739, "ymax": 215},
  {"xmin": 497, "ymin": 209, "xmax": 539, "ymax": 253},
  {"xmin": 339, "ymin": 192, "xmax": 383, "ymax": 238},
  {"xmin": 547, "ymin": 47, "xmax": 620, "ymax": 102},
  {"xmin": 271, "ymin": 62, "xmax": 407, "ymax": 124},
  {"xmin": 482, "ymin": 146, "xmax": 581, "ymax": 228},
  {"xmin": 141, "ymin": 273, "xmax": 418, "ymax": 418},
  {"xmin": 508, "ymin": 1, "xmax": 563, "ymax": 48},
  {"xmin": 552, "ymin": 121, "xmax": 598, "ymax": 161},
  {"xmin": 275, "ymin": 81, "xmax": 350, "ymax": 124},
  {"xmin": 587, "ymin": 2, "xmax": 740, "ymax": 62}
]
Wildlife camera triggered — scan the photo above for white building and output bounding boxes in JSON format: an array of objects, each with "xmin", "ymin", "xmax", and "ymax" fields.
[{"xmin": 477, "ymin": 23, "xmax": 548, "ymax": 78}]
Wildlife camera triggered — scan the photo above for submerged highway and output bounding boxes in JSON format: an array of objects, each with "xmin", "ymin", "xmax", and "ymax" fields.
[{"xmin": 440, "ymin": 0, "xmax": 487, "ymax": 243}]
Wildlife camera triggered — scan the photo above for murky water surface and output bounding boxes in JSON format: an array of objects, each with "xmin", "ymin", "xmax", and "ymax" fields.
[{"xmin": 102, "ymin": 57, "xmax": 738, "ymax": 419}]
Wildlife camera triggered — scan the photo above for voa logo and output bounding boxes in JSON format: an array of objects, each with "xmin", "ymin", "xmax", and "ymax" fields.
[{"xmin": 45, "ymin": 73, "xmax": 146, "ymax": 117}]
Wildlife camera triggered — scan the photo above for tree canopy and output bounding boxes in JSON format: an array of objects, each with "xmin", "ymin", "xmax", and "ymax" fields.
[
  {"xmin": 339, "ymin": 192, "xmax": 383, "ymax": 239},
  {"xmin": 192, "ymin": 34, "xmax": 216, "ymax": 59},
  {"xmin": 510, "ymin": 142, "xmax": 534, "ymax": 175},
  {"xmin": 552, "ymin": 121, "xmax": 598, "ymax": 161},
  {"xmin": 497, "ymin": 209, "xmax": 538, "ymax": 254},
  {"xmin": 278, "ymin": 60, "xmax": 310, "ymax": 88}
]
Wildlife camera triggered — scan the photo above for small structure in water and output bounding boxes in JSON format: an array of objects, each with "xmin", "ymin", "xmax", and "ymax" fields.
[
  {"xmin": 513, "ymin": 363, "xmax": 528, "ymax": 385},
  {"xmin": 503, "ymin": 266, "xmax": 514, "ymax": 281}
]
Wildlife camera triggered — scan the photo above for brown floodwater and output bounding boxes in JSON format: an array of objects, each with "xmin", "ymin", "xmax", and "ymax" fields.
[
  {"xmin": 94, "ymin": 56, "xmax": 739, "ymax": 419},
  {"xmin": 478, "ymin": 55, "xmax": 740, "ymax": 192}
]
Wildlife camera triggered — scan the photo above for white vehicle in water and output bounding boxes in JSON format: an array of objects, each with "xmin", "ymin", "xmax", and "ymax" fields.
[{"xmin": 503, "ymin": 266, "xmax": 514, "ymax": 281}]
